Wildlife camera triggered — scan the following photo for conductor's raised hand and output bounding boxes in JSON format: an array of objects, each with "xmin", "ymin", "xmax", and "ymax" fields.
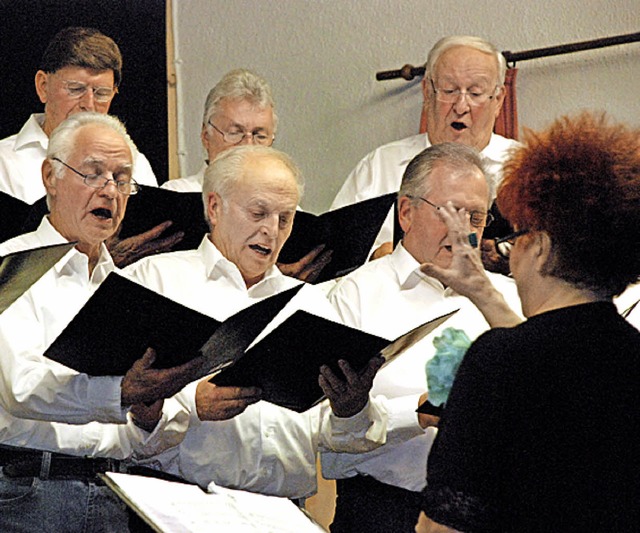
[
  {"xmin": 319, "ymin": 355, "xmax": 384, "ymax": 418},
  {"xmin": 420, "ymin": 201, "xmax": 489, "ymax": 300},
  {"xmin": 421, "ymin": 202, "xmax": 521, "ymax": 328},
  {"xmin": 195, "ymin": 380, "xmax": 262, "ymax": 421},
  {"xmin": 121, "ymin": 347, "xmax": 210, "ymax": 406}
]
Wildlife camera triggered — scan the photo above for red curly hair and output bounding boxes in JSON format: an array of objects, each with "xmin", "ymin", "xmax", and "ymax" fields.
[{"xmin": 497, "ymin": 111, "xmax": 640, "ymax": 297}]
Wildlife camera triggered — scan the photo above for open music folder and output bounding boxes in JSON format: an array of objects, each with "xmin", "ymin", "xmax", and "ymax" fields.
[
  {"xmin": 101, "ymin": 472, "xmax": 325, "ymax": 533},
  {"xmin": 120, "ymin": 188, "xmax": 397, "ymax": 282},
  {"xmin": 117, "ymin": 186, "xmax": 210, "ymax": 251},
  {"xmin": 278, "ymin": 192, "xmax": 397, "ymax": 283},
  {"xmin": 0, "ymin": 241, "xmax": 76, "ymax": 314},
  {"xmin": 210, "ymin": 308, "xmax": 457, "ymax": 412},
  {"xmin": 43, "ymin": 273, "xmax": 302, "ymax": 376}
]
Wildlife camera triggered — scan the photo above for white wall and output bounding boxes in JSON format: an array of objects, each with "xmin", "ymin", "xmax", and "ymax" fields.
[{"xmin": 173, "ymin": 0, "xmax": 640, "ymax": 213}]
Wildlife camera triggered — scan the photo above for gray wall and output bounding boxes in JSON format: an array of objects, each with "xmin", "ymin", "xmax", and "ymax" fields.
[{"xmin": 173, "ymin": 0, "xmax": 640, "ymax": 212}]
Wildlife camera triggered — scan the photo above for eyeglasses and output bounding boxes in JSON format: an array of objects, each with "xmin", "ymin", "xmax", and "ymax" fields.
[
  {"xmin": 430, "ymin": 78, "xmax": 499, "ymax": 107},
  {"xmin": 494, "ymin": 229, "xmax": 530, "ymax": 259},
  {"xmin": 409, "ymin": 196, "xmax": 494, "ymax": 228},
  {"xmin": 52, "ymin": 157, "xmax": 139, "ymax": 196},
  {"xmin": 61, "ymin": 80, "xmax": 117, "ymax": 104},
  {"xmin": 208, "ymin": 120, "xmax": 274, "ymax": 146}
]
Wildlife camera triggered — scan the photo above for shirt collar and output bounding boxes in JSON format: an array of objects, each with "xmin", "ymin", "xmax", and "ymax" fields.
[
  {"xmin": 14, "ymin": 114, "xmax": 49, "ymax": 152},
  {"xmin": 36, "ymin": 216, "xmax": 115, "ymax": 284},
  {"xmin": 391, "ymin": 241, "xmax": 451, "ymax": 293},
  {"xmin": 198, "ymin": 235, "xmax": 291, "ymax": 296}
]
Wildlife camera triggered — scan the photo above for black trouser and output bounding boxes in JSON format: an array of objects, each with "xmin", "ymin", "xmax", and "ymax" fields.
[{"xmin": 330, "ymin": 475, "xmax": 422, "ymax": 533}]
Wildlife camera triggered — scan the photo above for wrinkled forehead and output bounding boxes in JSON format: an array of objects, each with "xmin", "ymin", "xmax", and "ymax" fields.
[
  {"xmin": 434, "ymin": 46, "xmax": 499, "ymax": 82},
  {"xmin": 50, "ymin": 65, "xmax": 115, "ymax": 85},
  {"xmin": 212, "ymin": 97, "xmax": 273, "ymax": 124},
  {"xmin": 233, "ymin": 157, "xmax": 299, "ymax": 202},
  {"xmin": 428, "ymin": 162, "xmax": 489, "ymax": 206},
  {"xmin": 71, "ymin": 124, "xmax": 132, "ymax": 164}
]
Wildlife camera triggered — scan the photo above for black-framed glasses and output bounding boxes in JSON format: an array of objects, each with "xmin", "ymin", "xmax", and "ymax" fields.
[
  {"xmin": 207, "ymin": 120, "xmax": 274, "ymax": 146},
  {"xmin": 494, "ymin": 229, "xmax": 530, "ymax": 259},
  {"xmin": 52, "ymin": 157, "xmax": 139, "ymax": 196},
  {"xmin": 429, "ymin": 78, "xmax": 499, "ymax": 107},
  {"xmin": 409, "ymin": 195, "xmax": 494, "ymax": 228}
]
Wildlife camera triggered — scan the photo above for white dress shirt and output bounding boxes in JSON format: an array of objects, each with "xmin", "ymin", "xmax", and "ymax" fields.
[
  {"xmin": 0, "ymin": 393, "xmax": 188, "ymax": 461},
  {"xmin": 0, "ymin": 114, "xmax": 158, "ymax": 204},
  {"xmin": 0, "ymin": 217, "xmax": 128, "ymax": 424},
  {"xmin": 125, "ymin": 236, "xmax": 420, "ymax": 498},
  {"xmin": 330, "ymin": 132, "xmax": 520, "ymax": 250},
  {"xmin": 321, "ymin": 242, "xmax": 521, "ymax": 491},
  {"xmin": 161, "ymin": 165, "xmax": 205, "ymax": 192},
  {"xmin": 0, "ymin": 218, "xmax": 196, "ymax": 459}
]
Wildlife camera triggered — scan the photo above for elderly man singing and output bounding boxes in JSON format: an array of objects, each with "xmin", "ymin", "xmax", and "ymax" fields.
[
  {"xmin": 125, "ymin": 145, "xmax": 423, "ymax": 500},
  {"xmin": 332, "ymin": 35, "xmax": 519, "ymax": 269},
  {"xmin": 0, "ymin": 112, "xmax": 258, "ymax": 532},
  {"xmin": 163, "ymin": 67, "xmax": 330, "ymax": 281}
]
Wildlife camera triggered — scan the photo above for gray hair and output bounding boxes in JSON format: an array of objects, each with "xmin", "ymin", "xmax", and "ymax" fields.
[
  {"xmin": 47, "ymin": 112, "xmax": 137, "ymax": 179},
  {"xmin": 202, "ymin": 69, "xmax": 278, "ymax": 131},
  {"xmin": 425, "ymin": 35, "xmax": 507, "ymax": 87},
  {"xmin": 202, "ymin": 145, "xmax": 303, "ymax": 223},
  {"xmin": 400, "ymin": 142, "xmax": 492, "ymax": 207}
]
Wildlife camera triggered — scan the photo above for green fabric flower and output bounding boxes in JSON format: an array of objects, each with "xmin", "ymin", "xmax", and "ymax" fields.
[{"xmin": 426, "ymin": 327, "xmax": 471, "ymax": 406}]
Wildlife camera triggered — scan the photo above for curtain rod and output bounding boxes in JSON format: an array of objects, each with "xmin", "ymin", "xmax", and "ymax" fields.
[{"xmin": 376, "ymin": 31, "xmax": 640, "ymax": 81}]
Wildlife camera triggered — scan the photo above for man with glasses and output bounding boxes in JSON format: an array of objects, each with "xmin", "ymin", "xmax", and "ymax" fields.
[
  {"xmin": 331, "ymin": 35, "xmax": 519, "ymax": 268},
  {"xmin": 0, "ymin": 112, "xmax": 255, "ymax": 531},
  {"xmin": 0, "ymin": 26, "xmax": 180, "ymax": 266},
  {"xmin": 322, "ymin": 143, "xmax": 521, "ymax": 533},
  {"xmin": 0, "ymin": 27, "xmax": 158, "ymax": 202},
  {"xmin": 163, "ymin": 68, "xmax": 277, "ymax": 193},
  {"xmin": 164, "ymin": 69, "xmax": 331, "ymax": 281}
]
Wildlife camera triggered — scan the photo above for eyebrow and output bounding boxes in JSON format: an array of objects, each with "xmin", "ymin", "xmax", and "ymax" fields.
[
  {"xmin": 229, "ymin": 123, "xmax": 269, "ymax": 132},
  {"xmin": 82, "ymin": 157, "xmax": 133, "ymax": 172}
]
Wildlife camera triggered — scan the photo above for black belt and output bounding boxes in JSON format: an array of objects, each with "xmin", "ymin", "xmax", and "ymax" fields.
[{"xmin": 0, "ymin": 444, "xmax": 124, "ymax": 480}]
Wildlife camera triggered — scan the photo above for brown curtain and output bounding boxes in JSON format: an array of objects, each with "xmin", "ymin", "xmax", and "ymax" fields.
[{"xmin": 419, "ymin": 67, "xmax": 519, "ymax": 140}]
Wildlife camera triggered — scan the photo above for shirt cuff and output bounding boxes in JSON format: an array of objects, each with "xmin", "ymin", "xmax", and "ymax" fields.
[
  {"xmin": 377, "ymin": 393, "xmax": 426, "ymax": 445},
  {"xmin": 88, "ymin": 376, "xmax": 128, "ymax": 423}
]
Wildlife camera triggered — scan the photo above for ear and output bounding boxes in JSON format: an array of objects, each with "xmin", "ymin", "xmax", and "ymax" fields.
[
  {"xmin": 421, "ymin": 77, "xmax": 433, "ymax": 106},
  {"xmin": 42, "ymin": 158, "xmax": 57, "ymax": 197},
  {"xmin": 201, "ymin": 123, "xmax": 210, "ymax": 152},
  {"xmin": 35, "ymin": 71, "xmax": 49, "ymax": 104},
  {"xmin": 492, "ymin": 85, "xmax": 507, "ymax": 118},
  {"xmin": 397, "ymin": 196, "xmax": 414, "ymax": 235},
  {"xmin": 532, "ymin": 231, "xmax": 553, "ymax": 274},
  {"xmin": 421, "ymin": 77, "xmax": 428, "ymax": 99},
  {"xmin": 206, "ymin": 191, "xmax": 221, "ymax": 227}
]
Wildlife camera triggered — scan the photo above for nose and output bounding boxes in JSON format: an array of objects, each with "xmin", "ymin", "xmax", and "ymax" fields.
[
  {"xmin": 98, "ymin": 178, "xmax": 119, "ymax": 199},
  {"xmin": 452, "ymin": 92, "xmax": 471, "ymax": 114},
  {"xmin": 261, "ymin": 213, "xmax": 279, "ymax": 237},
  {"xmin": 78, "ymin": 90, "xmax": 97, "ymax": 111},
  {"xmin": 239, "ymin": 132, "xmax": 255, "ymax": 145}
]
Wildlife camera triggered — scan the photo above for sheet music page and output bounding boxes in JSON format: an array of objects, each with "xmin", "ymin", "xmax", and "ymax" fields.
[{"xmin": 103, "ymin": 472, "xmax": 325, "ymax": 532}]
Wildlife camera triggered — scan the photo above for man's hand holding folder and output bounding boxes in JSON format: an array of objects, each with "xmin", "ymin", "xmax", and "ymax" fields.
[
  {"xmin": 319, "ymin": 355, "xmax": 385, "ymax": 418},
  {"xmin": 194, "ymin": 380, "xmax": 262, "ymax": 421},
  {"xmin": 120, "ymin": 347, "xmax": 211, "ymax": 406}
]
